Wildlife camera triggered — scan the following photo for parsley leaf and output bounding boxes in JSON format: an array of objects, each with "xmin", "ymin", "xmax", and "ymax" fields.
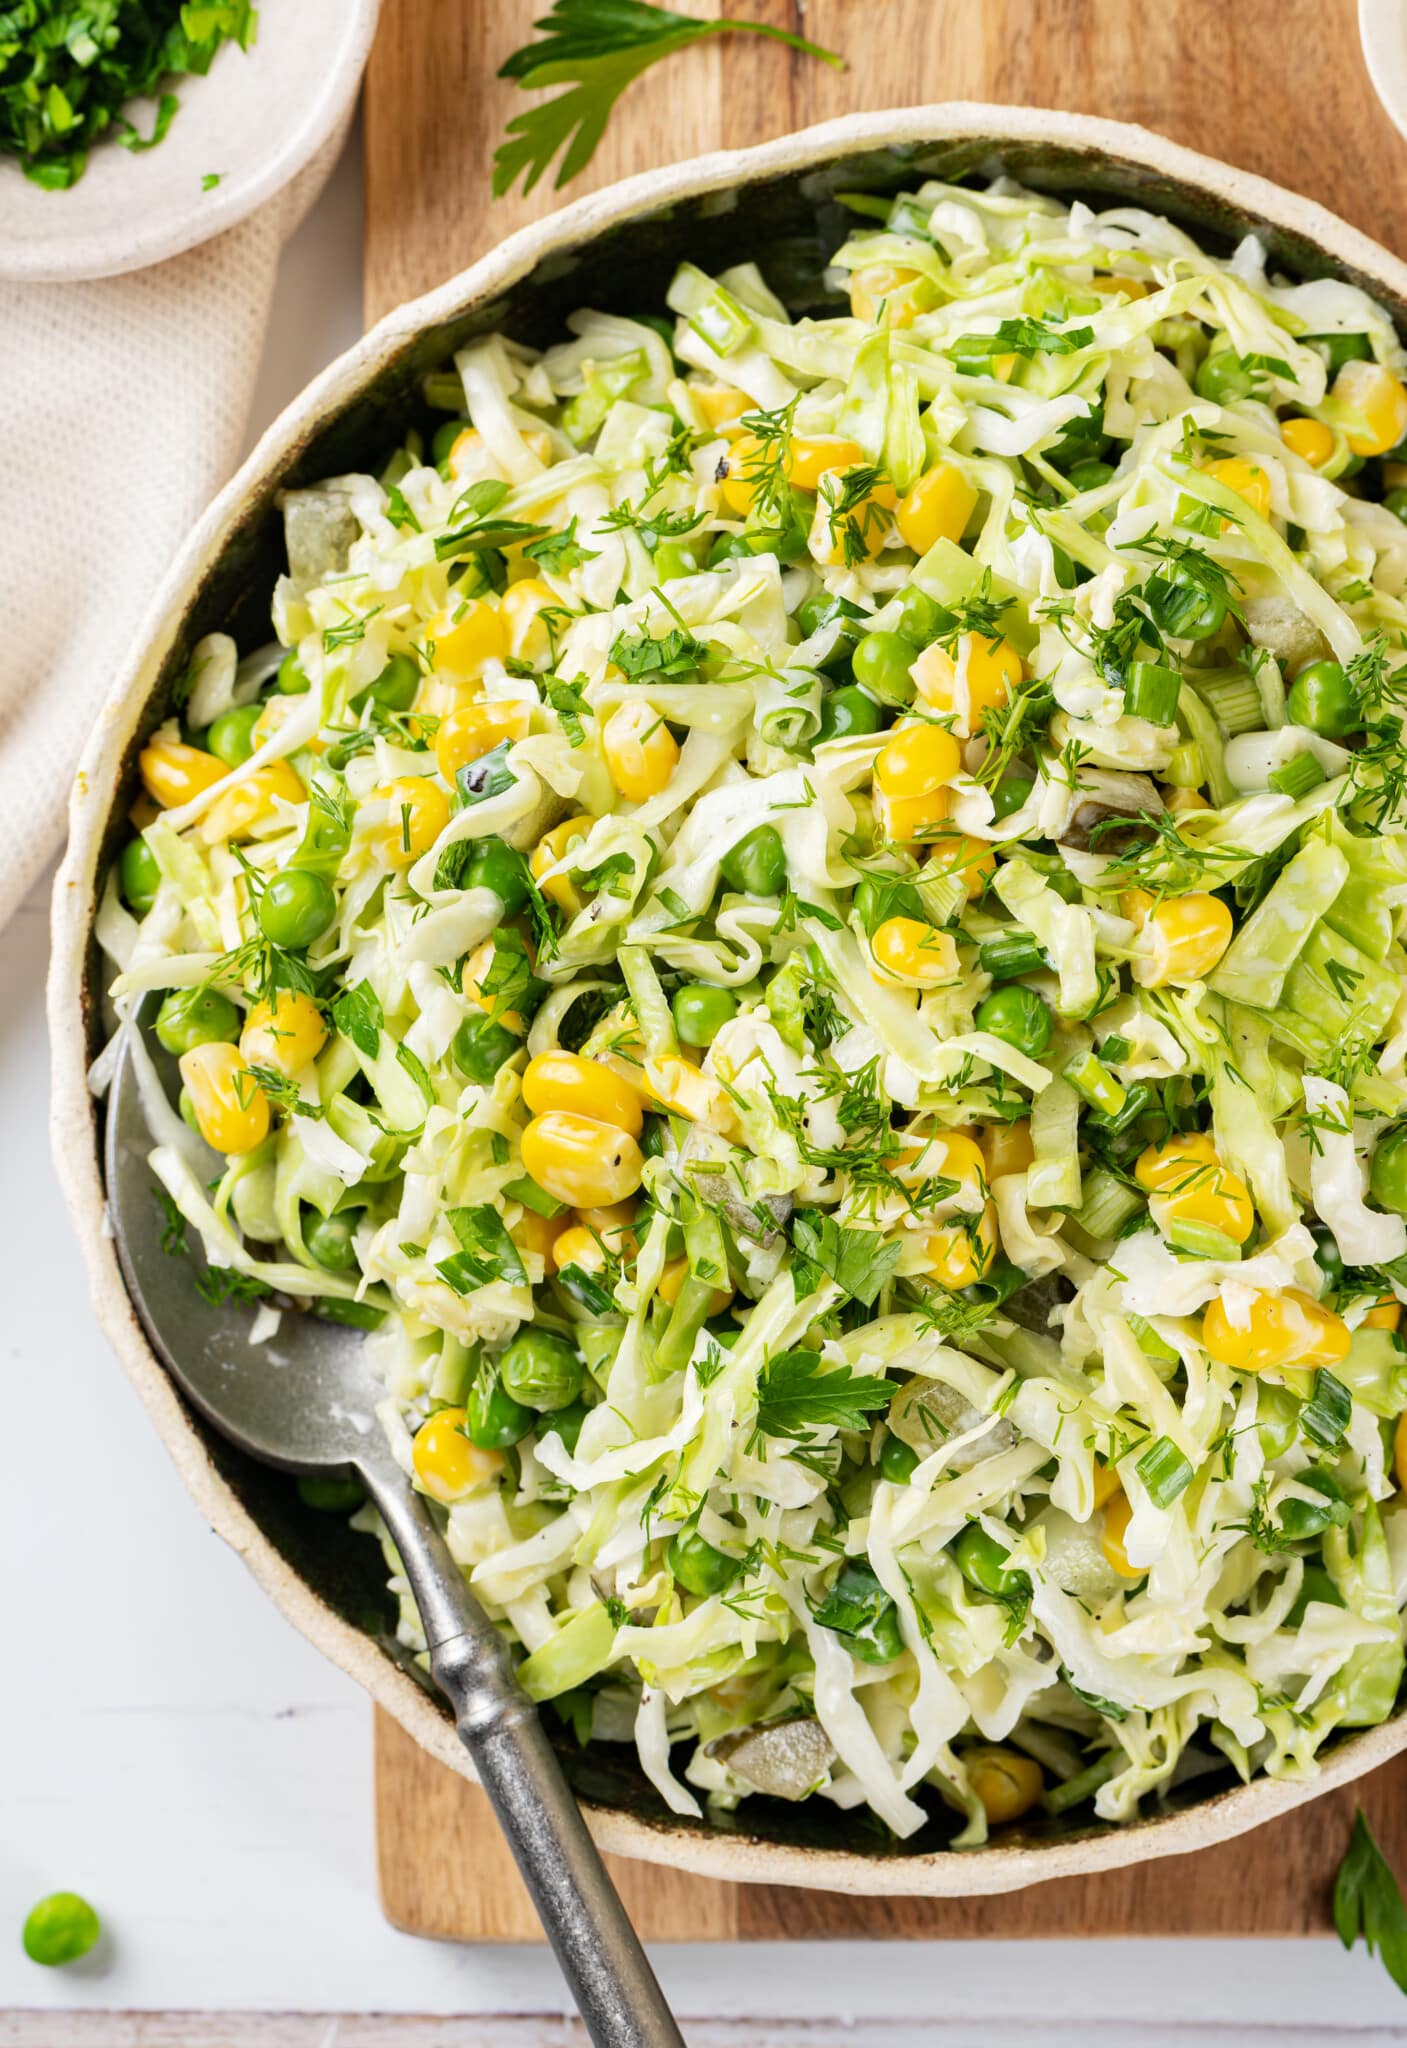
[
  {"xmin": 1334, "ymin": 1810, "xmax": 1407, "ymax": 1996},
  {"xmin": 525, "ymin": 517, "xmax": 598, "ymax": 573},
  {"xmin": 609, "ymin": 624, "xmax": 710, "ymax": 679},
  {"xmin": 493, "ymin": 0, "xmax": 842, "ymax": 198},
  {"xmin": 952, "ymin": 316, "xmax": 1094, "ymax": 365},
  {"xmin": 752, "ymin": 1350, "xmax": 893, "ymax": 1442},
  {"xmin": 436, "ymin": 1205, "xmax": 528, "ymax": 1295},
  {"xmin": 332, "ymin": 980, "xmax": 383, "ymax": 1060},
  {"xmin": 790, "ymin": 1214, "xmax": 901, "ymax": 1307}
]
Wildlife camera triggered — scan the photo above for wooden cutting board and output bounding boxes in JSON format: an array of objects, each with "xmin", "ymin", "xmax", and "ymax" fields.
[{"xmin": 363, "ymin": 0, "xmax": 1407, "ymax": 1941}]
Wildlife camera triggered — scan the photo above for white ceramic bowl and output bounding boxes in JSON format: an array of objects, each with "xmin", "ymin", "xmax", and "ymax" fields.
[
  {"xmin": 49, "ymin": 104, "xmax": 1407, "ymax": 1896},
  {"xmin": 1361, "ymin": 0, "xmax": 1407, "ymax": 146},
  {"xmin": 0, "ymin": 0, "xmax": 380, "ymax": 284}
]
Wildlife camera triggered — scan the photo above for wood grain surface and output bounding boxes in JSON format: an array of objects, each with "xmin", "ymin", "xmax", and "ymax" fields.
[{"xmin": 364, "ymin": 0, "xmax": 1407, "ymax": 1944}]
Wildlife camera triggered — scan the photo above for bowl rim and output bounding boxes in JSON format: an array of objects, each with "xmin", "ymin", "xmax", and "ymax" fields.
[
  {"xmin": 0, "ymin": 0, "xmax": 381, "ymax": 285},
  {"xmin": 48, "ymin": 99, "xmax": 1407, "ymax": 1898}
]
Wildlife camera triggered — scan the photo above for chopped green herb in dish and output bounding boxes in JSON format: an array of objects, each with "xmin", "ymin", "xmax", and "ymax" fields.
[
  {"xmin": 98, "ymin": 177, "xmax": 1407, "ymax": 1844},
  {"xmin": 1, "ymin": 1, "xmax": 257, "ymax": 189}
]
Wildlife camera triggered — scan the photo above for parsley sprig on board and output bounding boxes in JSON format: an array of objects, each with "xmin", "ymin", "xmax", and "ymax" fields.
[
  {"xmin": 493, "ymin": 0, "xmax": 843, "ymax": 198},
  {"xmin": 2, "ymin": 1, "xmax": 258, "ymax": 190}
]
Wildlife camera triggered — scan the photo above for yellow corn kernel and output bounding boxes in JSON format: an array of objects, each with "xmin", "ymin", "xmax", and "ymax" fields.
[
  {"xmin": 239, "ymin": 989, "xmax": 328, "ymax": 1076},
  {"xmin": 372, "ymin": 776, "xmax": 451, "ymax": 869},
  {"xmin": 1201, "ymin": 1287, "xmax": 1350, "ymax": 1375},
  {"xmin": 1396, "ymin": 1411, "xmax": 1407, "ymax": 1492},
  {"xmin": 657, "ymin": 1255, "xmax": 733, "ymax": 1315},
  {"xmin": 643, "ymin": 1052, "xmax": 738, "ymax": 1136},
  {"xmin": 981, "ymin": 1119, "xmax": 1034, "ymax": 1181},
  {"xmin": 1202, "ymin": 456, "xmax": 1272, "ymax": 524},
  {"xmin": 198, "ymin": 759, "xmax": 306, "ymax": 845},
  {"xmin": 1281, "ymin": 416, "xmax": 1336, "ymax": 468},
  {"xmin": 966, "ymin": 1746, "xmax": 1044, "ymax": 1827},
  {"xmin": 463, "ymin": 937, "xmax": 530, "ymax": 1034},
  {"xmin": 808, "ymin": 468, "xmax": 899, "ymax": 568},
  {"xmin": 531, "ymin": 814, "xmax": 599, "ymax": 918},
  {"xmin": 1091, "ymin": 1459, "xmax": 1122, "ymax": 1508},
  {"xmin": 426, "ymin": 598, "xmax": 509, "ymax": 679},
  {"xmin": 716, "ymin": 433, "xmax": 769, "ymax": 514},
  {"xmin": 521, "ymin": 1111, "xmax": 644, "ymax": 1209},
  {"xmin": 179, "ymin": 1041, "xmax": 270, "ymax": 1155},
  {"xmin": 922, "ymin": 1202, "xmax": 998, "ymax": 1289},
  {"xmin": 512, "ymin": 1207, "xmax": 568, "ymax": 1265},
  {"xmin": 523, "ymin": 1050, "xmax": 645, "ymax": 1135},
  {"xmin": 449, "ymin": 426, "xmax": 552, "ymax": 476},
  {"xmin": 1365, "ymin": 1295, "xmax": 1402, "ymax": 1333},
  {"xmin": 501, "ymin": 577, "xmax": 557, "ymax": 662},
  {"xmin": 871, "ymin": 916, "xmax": 959, "ymax": 988},
  {"xmin": 602, "ymin": 700, "xmax": 680, "ymax": 803},
  {"xmin": 899, "ymin": 1128, "xmax": 987, "ymax": 1204},
  {"xmin": 1135, "ymin": 1133, "xmax": 1254, "ymax": 1244},
  {"xmin": 412, "ymin": 1409, "xmax": 503, "ymax": 1503},
  {"xmin": 250, "ymin": 694, "xmax": 327, "ymax": 756},
  {"xmin": 576, "ymin": 1200, "xmax": 639, "ymax": 1257},
  {"xmin": 849, "ymin": 263, "xmax": 928, "ymax": 327},
  {"xmin": 139, "ymin": 737, "xmax": 228, "ymax": 810},
  {"xmin": 433, "ymin": 701, "xmax": 530, "ymax": 783},
  {"xmin": 1164, "ymin": 786, "xmax": 1210, "ymax": 813},
  {"xmin": 1334, "ymin": 359, "xmax": 1407, "ymax": 457},
  {"xmin": 1101, "ymin": 1487, "xmax": 1143, "ymax": 1580},
  {"xmin": 551, "ymin": 1224, "xmax": 610, "ymax": 1275},
  {"xmin": 896, "ymin": 462, "xmax": 978, "ymax": 555},
  {"xmin": 785, "ymin": 434, "xmax": 867, "ymax": 493},
  {"xmin": 1088, "ymin": 273, "xmax": 1149, "ymax": 299},
  {"xmin": 925, "ymin": 830, "xmax": 998, "ymax": 900},
  {"xmin": 873, "ymin": 722, "xmax": 962, "ymax": 844},
  {"xmin": 1130, "ymin": 892, "xmax": 1233, "ymax": 987},
  {"xmin": 911, "ymin": 632, "xmax": 1023, "ymax": 739},
  {"xmin": 694, "ymin": 385, "xmax": 751, "ymax": 429}
]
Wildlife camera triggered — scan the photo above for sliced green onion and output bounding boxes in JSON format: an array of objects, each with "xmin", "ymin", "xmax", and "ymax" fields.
[
  {"xmin": 1301, "ymin": 1366, "xmax": 1352, "ymax": 1449},
  {"xmin": 1087, "ymin": 1080, "xmax": 1152, "ymax": 1135},
  {"xmin": 667, "ymin": 262, "xmax": 754, "ymax": 356},
  {"xmin": 1043, "ymin": 1750, "xmax": 1121, "ymax": 1816},
  {"xmin": 1166, "ymin": 1217, "xmax": 1243, "ymax": 1261},
  {"xmin": 1127, "ymin": 1312, "xmax": 1180, "ymax": 1365},
  {"xmin": 502, "ymin": 1175, "xmax": 568, "ymax": 1219},
  {"xmin": 1100, "ymin": 1032, "xmax": 1132, "ymax": 1065},
  {"xmin": 1064, "ymin": 1051, "xmax": 1127, "ymax": 1117},
  {"xmin": 1196, "ymin": 669, "xmax": 1266, "ymax": 736},
  {"xmin": 1268, "ymin": 751, "xmax": 1327, "ymax": 801},
  {"xmin": 685, "ymin": 1205, "xmax": 729, "ymax": 1288},
  {"xmin": 1136, "ymin": 1434, "xmax": 1194, "ymax": 1508},
  {"xmin": 1073, "ymin": 1167, "xmax": 1144, "ymax": 1239},
  {"xmin": 1124, "ymin": 660, "xmax": 1182, "ymax": 726},
  {"xmin": 979, "ymin": 929, "xmax": 1048, "ymax": 981}
]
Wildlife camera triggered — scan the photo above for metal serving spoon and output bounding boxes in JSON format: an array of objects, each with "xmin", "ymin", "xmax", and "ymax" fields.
[{"xmin": 105, "ymin": 1018, "xmax": 684, "ymax": 2048}]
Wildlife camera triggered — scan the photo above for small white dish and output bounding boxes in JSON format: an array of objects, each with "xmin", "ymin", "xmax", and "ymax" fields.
[
  {"xmin": 0, "ymin": 0, "xmax": 380, "ymax": 284},
  {"xmin": 1361, "ymin": 0, "xmax": 1407, "ymax": 144}
]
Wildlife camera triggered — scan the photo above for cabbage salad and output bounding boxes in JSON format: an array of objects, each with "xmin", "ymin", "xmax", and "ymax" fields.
[{"xmin": 97, "ymin": 176, "xmax": 1407, "ymax": 1845}]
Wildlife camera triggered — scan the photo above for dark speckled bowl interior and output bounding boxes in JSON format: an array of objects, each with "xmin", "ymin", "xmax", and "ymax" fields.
[{"xmin": 50, "ymin": 108, "xmax": 1407, "ymax": 1894}]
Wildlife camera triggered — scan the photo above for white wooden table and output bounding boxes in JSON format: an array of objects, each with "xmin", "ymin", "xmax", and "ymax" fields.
[{"xmin": 5, "ymin": 124, "xmax": 1407, "ymax": 2047}]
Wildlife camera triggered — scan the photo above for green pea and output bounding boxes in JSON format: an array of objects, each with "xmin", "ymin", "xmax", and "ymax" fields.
[
  {"xmin": 974, "ymin": 985, "xmax": 1053, "ymax": 1058},
  {"xmin": 720, "ymin": 823, "xmax": 787, "ymax": 897},
  {"xmin": 893, "ymin": 585, "xmax": 941, "ymax": 647},
  {"xmin": 1067, "ymin": 458, "xmax": 1115, "ymax": 490},
  {"xmin": 852, "ymin": 631, "xmax": 918, "ymax": 705},
  {"xmin": 1315, "ymin": 331, "xmax": 1374, "ymax": 374},
  {"xmin": 466, "ymin": 837, "xmax": 530, "ymax": 915},
  {"xmin": 1286, "ymin": 1563, "xmax": 1346, "ymax": 1628},
  {"xmin": 276, "ymin": 649, "xmax": 310, "ymax": 695},
  {"xmin": 1312, "ymin": 1225, "xmax": 1345, "ymax": 1294},
  {"xmin": 466, "ymin": 1373, "xmax": 534, "ymax": 1449},
  {"xmin": 796, "ymin": 590, "xmax": 865, "ymax": 645},
  {"xmin": 1143, "ymin": 571, "xmax": 1227, "ymax": 643},
  {"xmin": 1194, "ymin": 348, "xmax": 1255, "ymax": 404},
  {"xmin": 452, "ymin": 1010, "xmax": 520, "ymax": 1085},
  {"xmin": 120, "ymin": 836, "xmax": 161, "ymax": 915},
  {"xmin": 1278, "ymin": 1470, "xmax": 1351, "ymax": 1541},
  {"xmin": 815, "ymin": 684, "xmax": 884, "ymax": 743},
  {"xmin": 303, "ymin": 1210, "xmax": 360, "ymax": 1273},
  {"xmin": 666, "ymin": 1525, "xmax": 739, "ymax": 1596},
  {"xmin": 652, "ymin": 540, "xmax": 698, "ymax": 580},
  {"xmin": 1371, "ymin": 1127, "xmax": 1407, "ymax": 1215},
  {"xmin": 432, "ymin": 417, "xmax": 472, "ymax": 467},
  {"xmin": 1287, "ymin": 658, "xmax": 1360, "ymax": 739},
  {"xmin": 954, "ymin": 1522, "xmax": 1027, "ymax": 1600},
  {"xmin": 259, "ymin": 869, "xmax": 337, "ymax": 951},
  {"xmin": 542, "ymin": 1399, "xmax": 590, "ymax": 1456},
  {"xmin": 298, "ymin": 1472, "xmax": 365, "ymax": 1512},
  {"xmin": 354, "ymin": 652, "xmax": 419, "ymax": 714},
  {"xmin": 1386, "ymin": 487, "xmax": 1407, "ymax": 526},
  {"xmin": 671, "ymin": 982, "xmax": 738, "ymax": 1048},
  {"xmin": 206, "ymin": 702, "xmax": 263, "ymax": 767},
  {"xmin": 499, "ymin": 1329, "xmax": 583, "ymax": 1412},
  {"xmin": 1255, "ymin": 1381, "xmax": 1300, "ymax": 1463},
  {"xmin": 154, "ymin": 986, "xmax": 240, "ymax": 1056},
  {"xmin": 22, "ymin": 1892, "xmax": 100, "ymax": 1968},
  {"xmin": 990, "ymin": 774, "xmax": 1034, "ymax": 823},
  {"xmin": 879, "ymin": 1433, "xmax": 919, "ymax": 1484}
]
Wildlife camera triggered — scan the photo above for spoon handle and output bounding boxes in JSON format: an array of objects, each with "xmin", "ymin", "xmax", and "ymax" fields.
[{"xmin": 368, "ymin": 1472, "xmax": 686, "ymax": 2048}]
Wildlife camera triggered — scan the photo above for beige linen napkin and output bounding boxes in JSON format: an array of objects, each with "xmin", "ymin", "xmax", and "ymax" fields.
[{"xmin": 2, "ymin": 133, "xmax": 345, "ymax": 929}]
